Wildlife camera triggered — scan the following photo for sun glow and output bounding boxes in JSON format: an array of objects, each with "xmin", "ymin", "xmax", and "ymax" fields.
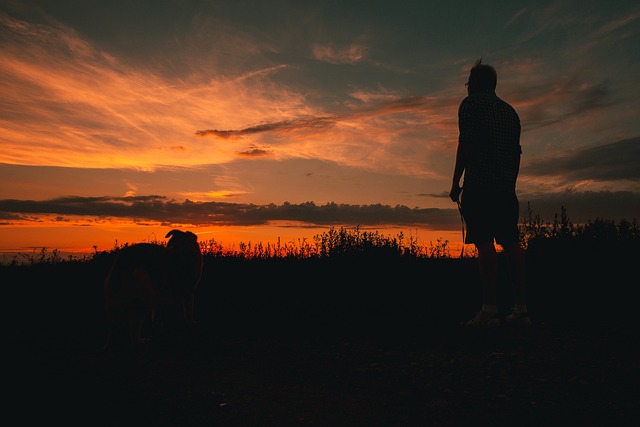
[{"xmin": 0, "ymin": 216, "xmax": 466, "ymax": 262}]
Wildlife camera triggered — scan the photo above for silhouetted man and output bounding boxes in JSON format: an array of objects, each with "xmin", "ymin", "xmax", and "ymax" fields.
[{"xmin": 450, "ymin": 59, "xmax": 530, "ymax": 328}]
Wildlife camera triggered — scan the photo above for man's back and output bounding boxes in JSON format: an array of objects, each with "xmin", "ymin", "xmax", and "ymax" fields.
[{"xmin": 458, "ymin": 90, "xmax": 521, "ymax": 193}]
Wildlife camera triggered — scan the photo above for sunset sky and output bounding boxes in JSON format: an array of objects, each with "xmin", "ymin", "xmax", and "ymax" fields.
[{"xmin": 1, "ymin": 0, "xmax": 639, "ymax": 256}]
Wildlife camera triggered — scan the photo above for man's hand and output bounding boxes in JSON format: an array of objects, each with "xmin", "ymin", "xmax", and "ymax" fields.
[{"xmin": 449, "ymin": 183, "xmax": 462, "ymax": 203}]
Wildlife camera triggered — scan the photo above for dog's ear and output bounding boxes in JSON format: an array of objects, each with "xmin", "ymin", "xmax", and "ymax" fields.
[{"xmin": 165, "ymin": 229, "xmax": 183, "ymax": 239}]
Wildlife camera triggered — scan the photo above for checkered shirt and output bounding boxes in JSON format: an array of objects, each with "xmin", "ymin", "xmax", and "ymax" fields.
[{"xmin": 458, "ymin": 90, "xmax": 522, "ymax": 192}]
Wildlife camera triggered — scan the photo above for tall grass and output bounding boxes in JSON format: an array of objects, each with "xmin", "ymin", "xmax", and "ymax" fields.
[
  {"xmin": 201, "ymin": 225, "xmax": 457, "ymax": 260},
  {"xmin": 520, "ymin": 203, "xmax": 640, "ymax": 256}
]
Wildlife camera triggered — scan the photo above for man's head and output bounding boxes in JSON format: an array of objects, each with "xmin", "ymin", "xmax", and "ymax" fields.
[{"xmin": 466, "ymin": 58, "xmax": 497, "ymax": 94}]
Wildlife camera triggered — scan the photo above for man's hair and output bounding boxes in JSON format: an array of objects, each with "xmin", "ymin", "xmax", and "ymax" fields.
[{"xmin": 469, "ymin": 58, "xmax": 497, "ymax": 91}]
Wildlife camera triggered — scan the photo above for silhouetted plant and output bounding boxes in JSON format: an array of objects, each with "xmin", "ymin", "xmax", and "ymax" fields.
[
  {"xmin": 20, "ymin": 248, "xmax": 63, "ymax": 265},
  {"xmin": 521, "ymin": 204, "xmax": 639, "ymax": 259},
  {"xmin": 423, "ymin": 238, "xmax": 451, "ymax": 258}
]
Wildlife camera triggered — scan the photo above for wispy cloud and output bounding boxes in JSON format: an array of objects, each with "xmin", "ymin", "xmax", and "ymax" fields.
[
  {"xmin": 525, "ymin": 136, "xmax": 640, "ymax": 181},
  {"xmin": 196, "ymin": 116, "xmax": 337, "ymax": 139},
  {"xmin": 196, "ymin": 96, "xmax": 435, "ymax": 138},
  {"xmin": 519, "ymin": 81, "xmax": 612, "ymax": 131},
  {"xmin": 311, "ymin": 42, "xmax": 368, "ymax": 64},
  {"xmin": 236, "ymin": 147, "xmax": 272, "ymax": 158},
  {"xmin": 0, "ymin": 12, "xmax": 311, "ymax": 168},
  {"xmin": 594, "ymin": 8, "xmax": 640, "ymax": 37}
]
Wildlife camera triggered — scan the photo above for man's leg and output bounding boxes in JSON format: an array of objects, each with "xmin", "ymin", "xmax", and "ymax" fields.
[
  {"xmin": 476, "ymin": 241, "xmax": 498, "ymax": 308},
  {"xmin": 503, "ymin": 242, "xmax": 531, "ymax": 325},
  {"xmin": 464, "ymin": 241, "xmax": 501, "ymax": 327},
  {"xmin": 503, "ymin": 242, "xmax": 527, "ymax": 307}
]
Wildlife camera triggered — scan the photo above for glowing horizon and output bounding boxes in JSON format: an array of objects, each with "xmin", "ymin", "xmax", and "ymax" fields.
[{"xmin": 0, "ymin": 216, "xmax": 467, "ymax": 260}]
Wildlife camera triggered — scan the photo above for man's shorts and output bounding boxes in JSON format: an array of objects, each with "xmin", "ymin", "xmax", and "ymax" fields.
[{"xmin": 460, "ymin": 189, "xmax": 520, "ymax": 245}]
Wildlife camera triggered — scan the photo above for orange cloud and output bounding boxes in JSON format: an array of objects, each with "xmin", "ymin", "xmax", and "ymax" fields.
[{"xmin": 311, "ymin": 42, "xmax": 368, "ymax": 64}]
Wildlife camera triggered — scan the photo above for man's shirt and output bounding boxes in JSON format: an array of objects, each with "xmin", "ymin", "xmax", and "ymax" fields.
[{"xmin": 458, "ymin": 90, "xmax": 521, "ymax": 193}]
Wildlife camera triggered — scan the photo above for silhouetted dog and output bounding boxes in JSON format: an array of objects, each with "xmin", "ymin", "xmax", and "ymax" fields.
[{"xmin": 103, "ymin": 230, "xmax": 203, "ymax": 352}]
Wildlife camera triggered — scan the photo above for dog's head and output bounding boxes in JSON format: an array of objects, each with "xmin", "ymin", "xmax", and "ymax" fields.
[
  {"xmin": 165, "ymin": 229, "xmax": 203, "ymax": 285},
  {"xmin": 165, "ymin": 229, "xmax": 199, "ymax": 249}
]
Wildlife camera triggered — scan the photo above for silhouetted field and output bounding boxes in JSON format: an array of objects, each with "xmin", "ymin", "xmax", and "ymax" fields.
[{"xmin": 3, "ymin": 217, "xmax": 640, "ymax": 426}]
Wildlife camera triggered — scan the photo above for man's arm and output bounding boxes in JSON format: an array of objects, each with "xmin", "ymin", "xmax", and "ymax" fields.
[
  {"xmin": 450, "ymin": 142, "xmax": 466, "ymax": 202},
  {"xmin": 450, "ymin": 99, "xmax": 472, "ymax": 202}
]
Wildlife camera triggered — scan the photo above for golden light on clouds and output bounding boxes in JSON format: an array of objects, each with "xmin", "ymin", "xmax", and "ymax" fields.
[
  {"xmin": 182, "ymin": 190, "xmax": 250, "ymax": 201},
  {"xmin": 311, "ymin": 42, "xmax": 368, "ymax": 64},
  {"xmin": 1, "ymin": 12, "xmax": 460, "ymax": 180}
]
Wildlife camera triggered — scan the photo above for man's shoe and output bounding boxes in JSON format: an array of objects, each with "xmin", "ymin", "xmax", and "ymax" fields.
[
  {"xmin": 463, "ymin": 310, "xmax": 501, "ymax": 328},
  {"xmin": 504, "ymin": 310, "xmax": 532, "ymax": 327}
]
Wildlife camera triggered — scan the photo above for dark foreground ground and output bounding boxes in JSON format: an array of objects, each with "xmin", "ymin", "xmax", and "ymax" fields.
[{"xmin": 4, "ymin": 251, "xmax": 640, "ymax": 426}]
